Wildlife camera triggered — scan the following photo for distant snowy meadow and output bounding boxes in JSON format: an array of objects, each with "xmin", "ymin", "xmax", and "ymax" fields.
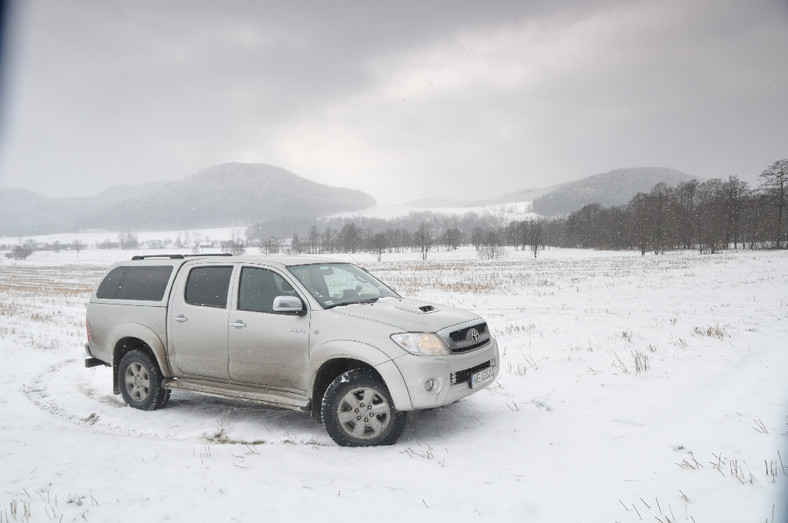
[{"xmin": 0, "ymin": 246, "xmax": 786, "ymax": 522}]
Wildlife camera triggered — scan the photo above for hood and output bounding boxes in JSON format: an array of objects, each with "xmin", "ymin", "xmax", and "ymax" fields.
[{"xmin": 330, "ymin": 297, "xmax": 480, "ymax": 332}]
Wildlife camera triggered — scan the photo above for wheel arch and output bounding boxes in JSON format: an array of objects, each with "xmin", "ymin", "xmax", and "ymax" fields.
[
  {"xmin": 111, "ymin": 327, "xmax": 172, "ymax": 395},
  {"xmin": 309, "ymin": 341, "xmax": 412, "ymax": 423}
]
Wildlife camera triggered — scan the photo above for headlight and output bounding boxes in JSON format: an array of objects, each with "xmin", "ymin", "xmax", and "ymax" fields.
[{"xmin": 390, "ymin": 333, "xmax": 450, "ymax": 356}]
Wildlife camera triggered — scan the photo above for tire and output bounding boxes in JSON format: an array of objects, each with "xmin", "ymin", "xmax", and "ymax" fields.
[
  {"xmin": 321, "ymin": 369, "xmax": 407, "ymax": 447},
  {"xmin": 118, "ymin": 350, "xmax": 170, "ymax": 410}
]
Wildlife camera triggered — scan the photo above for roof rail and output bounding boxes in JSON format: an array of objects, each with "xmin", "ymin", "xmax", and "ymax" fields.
[{"xmin": 131, "ymin": 253, "xmax": 233, "ymax": 260}]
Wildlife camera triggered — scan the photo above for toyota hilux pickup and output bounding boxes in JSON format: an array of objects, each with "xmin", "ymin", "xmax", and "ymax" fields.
[{"xmin": 85, "ymin": 254, "xmax": 499, "ymax": 446}]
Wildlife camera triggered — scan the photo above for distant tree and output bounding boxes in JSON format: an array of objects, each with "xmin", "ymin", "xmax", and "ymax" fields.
[
  {"xmin": 696, "ymin": 179, "xmax": 727, "ymax": 253},
  {"xmin": 7, "ymin": 245, "xmax": 33, "ymax": 260},
  {"xmin": 674, "ymin": 180, "xmax": 699, "ymax": 249},
  {"xmin": 119, "ymin": 231, "xmax": 139, "ymax": 250},
  {"xmin": 627, "ymin": 194, "xmax": 650, "ymax": 255},
  {"xmin": 414, "ymin": 222, "xmax": 432, "ymax": 260},
  {"xmin": 759, "ymin": 159, "xmax": 788, "ymax": 249},
  {"xmin": 371, "ymin": 233, "xmax": 387, "ymax": 261},
  {"xmin": 322, "ymin": 227, "xmax": 336, "ymax": 253},
  {"xmin": 442, "ymin": 227, "xmax": 463, "ymax": 251},
  {"xmin": 645, "ymin": 183, "xmax": 671, "ymax": 254},
  {"xmin": 721, "ymin": 176, "xmax": 749, "ymax": 249},
  {"xmin": 528, "ymin": 220, "xmax": 545, "ymax": 258},
  {"xmin": 72, "ymin": 240, "xmax": 84, "ymax": 255},
  {"xmin": 478, "ymin": 230, "xmax": 505, "ymax": 260},
  {"xmin": 338, "ymin": 223, "xmax": 362, "ymax": 253},
  {"xmin": 308, "ymin": 226, "xmax": 321, "ymax": 254},
  {"xmin": 471, "ymin": 227, "xmax": 485, "ymax": 251},
  {"xmin": 258, "ymin": 237, "xmax": 280, "ymax": 255},
  {"xmin": 291, "ymin": 233, "xmax": 302, "ymax": 254},
  {"xmin": 221, "ymin": 239, "xmax": 246, "ymax": 256}
]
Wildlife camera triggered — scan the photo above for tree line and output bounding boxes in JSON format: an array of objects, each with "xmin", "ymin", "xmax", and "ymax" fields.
[
  {"xmin": 550, "ymin": 159, "xmax": 787, "ymax": 254},
  {"xmin": 246, "ymin": 159, "xmax": 787, "ymax": 257}
]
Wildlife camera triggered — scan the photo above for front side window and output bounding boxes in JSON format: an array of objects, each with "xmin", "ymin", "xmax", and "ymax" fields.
[
  {"xmin": 185, "ymin": 266, "xmax": 233, "ymax": 308},
  {"xmin": 238, "ymin": 267, "xmax": 298, "ymax": 313}
]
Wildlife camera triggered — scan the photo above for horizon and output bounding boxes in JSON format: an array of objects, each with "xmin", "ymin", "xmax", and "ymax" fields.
[
  {"xmin": 1, "ymin": 1, "xmax": 786, "ymax": 203},
  {"xmin": 0, "ymin": 161, "xmax": 725, "ymax": 205}
]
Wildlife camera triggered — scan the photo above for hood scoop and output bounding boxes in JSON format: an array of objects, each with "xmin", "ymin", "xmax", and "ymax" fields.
[{"xmin": 395, "ymin": 303, "xmax": 439, "ymax": 314}]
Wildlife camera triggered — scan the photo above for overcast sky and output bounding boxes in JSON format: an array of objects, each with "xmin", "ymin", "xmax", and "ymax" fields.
[{"xmin": 1, "ymin": 0, "xmax": 787, "ymax": 205}]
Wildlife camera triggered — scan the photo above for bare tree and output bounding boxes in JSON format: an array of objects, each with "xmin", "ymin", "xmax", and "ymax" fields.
[
  {"xmin": 72, "ymin": 239, "xmax": 84, "ymax": 255},
  {"xmin": 372, "ymin": 233, "xmax": 387, "ymax": 261},
  {"xmin": 721, "ymin": 176, "xmax": 749, "ymax": 249},
  {"xmin": 478, "ymin": 230, "xmax": 506, "ymax": 260},
  {"xmin": 442, "ymin": 227, "xmax": 463, "ymax": 251},
  {"xmin": 308, "ymin": 226, "xmax": 321, "ymax": 254},
  {"xmin": 627, "ymin": 195, "xmax": 650, "ymax": 255},
  {"xmin": 759, "ymin": 159, "xmax": 788, "ymax": 249},
  {"xmin": 696, "ymin": 179, "xmax": 727, "ymax": 253},
  {"xmin": 675, "ymin": 180, "xmax": 699, "ymax": 249},
  {"xmin": 7, "ymin": 245, "xmax": 33, "ymax": 260},
  {"xmin": 222, "ymin": 239, "xmax": 246, "ymax": 255},
  {"xmin": 119, "ymin": 231, "xmax": 139, "ymax": 250},
  {"xmin": 528, "ymin": 220, "xmax": 544, "ymax": 258},
  {"xmin": 414, "ymin": 222, "xmax": 432, "ymax": 260},
  {"xmin": 338, "ymin": 223, "xmax": 362, "ymax": 253}
]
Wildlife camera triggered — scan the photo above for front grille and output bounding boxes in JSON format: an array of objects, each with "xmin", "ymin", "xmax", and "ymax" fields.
[
  {"xmin": 448, "ymin": 322, "xmax": 489, "ymax": 353},
  {"xmin": 450, "ymin": 360, "xmax": 493, "ymax": 386}
]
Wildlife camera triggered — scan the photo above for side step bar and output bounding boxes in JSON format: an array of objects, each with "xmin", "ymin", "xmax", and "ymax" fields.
[{"xmin": 162, "ymin": 378, "xmax": 309, "ymax": 411}]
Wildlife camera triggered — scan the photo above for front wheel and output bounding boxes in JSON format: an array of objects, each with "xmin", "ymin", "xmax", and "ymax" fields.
[
  {"xmin": 118, "ymin": 350, "xmax": 170, "ymax": 410},
  {"xmin": 321, "ymin": 369, "xmax": 407, "ymax": 447}
]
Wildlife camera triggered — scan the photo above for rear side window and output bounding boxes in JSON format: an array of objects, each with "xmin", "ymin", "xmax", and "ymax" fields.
[
  {"xmin": 185, "ymin": 266, "xmax": 233, "ymax": 308},
  {"xmin": 96, "ymin": 266, "xmax": 173, "ymax": 301}
]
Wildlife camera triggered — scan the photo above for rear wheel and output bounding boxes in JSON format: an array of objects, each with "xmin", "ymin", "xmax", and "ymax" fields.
[
  {"xmin": 118, "ymin": 350, "xmax": 170, "ymax": 410},
  {"xmin": 321, "ymin": 369, "xmax": 406, "ymax": 447}
]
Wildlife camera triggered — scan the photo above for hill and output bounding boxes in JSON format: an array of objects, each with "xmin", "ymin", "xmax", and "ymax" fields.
[
  {"xmin": 78, "ymin": 163, "xmax": 376, "ymax": 231},
  {"xmin": 531, "ymin": 167, "xmax": 698, "ymax": 217},
  {"xmin": 0, "ymin": 163, "xmax": 375, "ymax": 235}
]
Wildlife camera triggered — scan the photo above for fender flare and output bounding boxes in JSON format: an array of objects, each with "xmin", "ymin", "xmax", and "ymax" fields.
[
  {"xmin": 111, "ymin": 322, "xmax": 173, "ymax": 377},
  {"xmin": 310, "ymin": 340, "xmax": 413, "ymax": 411}
]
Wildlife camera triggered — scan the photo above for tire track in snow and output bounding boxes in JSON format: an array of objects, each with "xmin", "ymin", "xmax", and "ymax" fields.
[{"xmin": 21, "ymin": 356, "xmax": 329, "ymax": 446}]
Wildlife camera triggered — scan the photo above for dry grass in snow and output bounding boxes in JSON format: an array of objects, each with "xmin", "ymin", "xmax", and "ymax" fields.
[{"xmin": 0, "ymin": 247, "xmax": 786, "ymax": 522}]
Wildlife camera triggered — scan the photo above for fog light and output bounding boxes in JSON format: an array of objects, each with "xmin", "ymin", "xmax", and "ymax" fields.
[{"xmin": 424, "ymin": 378, "xmax": 438, "ymax": 392}]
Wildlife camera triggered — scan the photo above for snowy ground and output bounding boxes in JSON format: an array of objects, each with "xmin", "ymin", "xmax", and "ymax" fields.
[{"xmin": 0, "ymin": 246, "xmax": 786, "ymax": 522}]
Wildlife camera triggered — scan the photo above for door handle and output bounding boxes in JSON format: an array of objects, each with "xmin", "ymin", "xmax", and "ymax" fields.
[
  {"xmin": 175, "ymin": 315, "xmax": 188, "ymax": 323},
  {"xmin": 230, "ymin": 320, "xmax": 247, "ymax": 328}
]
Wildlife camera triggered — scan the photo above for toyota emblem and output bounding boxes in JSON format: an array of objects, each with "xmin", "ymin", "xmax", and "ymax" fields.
[{"xmin": 468, "ymin": 328, "xmax": 480, "ymax": 342}]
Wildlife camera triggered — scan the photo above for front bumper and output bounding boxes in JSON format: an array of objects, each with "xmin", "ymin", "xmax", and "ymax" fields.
[{"xmin": 393, "ymin": 338, "xmax": 499, "ymax": 410}]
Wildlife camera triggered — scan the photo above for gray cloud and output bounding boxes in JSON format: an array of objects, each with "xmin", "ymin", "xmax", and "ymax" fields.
[{"xmin": 1, "ymin": 0, "xmax": 787, "ymax": 204}]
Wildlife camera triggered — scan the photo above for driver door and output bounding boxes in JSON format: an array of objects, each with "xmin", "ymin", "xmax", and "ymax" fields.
[{"xmin": 227, "ymin": 266, "xmax": 310, "ymax": 392}]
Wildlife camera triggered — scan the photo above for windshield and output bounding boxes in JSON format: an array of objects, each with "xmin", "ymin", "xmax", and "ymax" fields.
[{"xmin": 287, "ymin": 263, "xmax": 400, "ymax": 309}]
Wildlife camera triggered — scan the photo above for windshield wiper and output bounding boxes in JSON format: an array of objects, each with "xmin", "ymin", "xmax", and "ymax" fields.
[
  {"xmin": 325, "ymin": 297, "xmax": 379, "ymax": 309},
  {"xmin": 324, "ymin": 301, "xmax": 354, "ymax": 310}
]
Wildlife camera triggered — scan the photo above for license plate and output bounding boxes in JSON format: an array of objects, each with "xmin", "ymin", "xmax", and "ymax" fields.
[{"xmin": 470, "ymin": 366, "xmax": 494, "ymax": 388}]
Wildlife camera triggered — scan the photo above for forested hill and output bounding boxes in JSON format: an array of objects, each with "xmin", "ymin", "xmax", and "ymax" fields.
[
  {"xmin": 532, "ymin": 167, "xmax": 698, "ymax": 217},
  {"xmin": 80, "ymin": 163, "xmax": 376, "ymax": 231},
  {"xmin": 0, "ymin": 163, "xmax": 376, "ymax": 235}
]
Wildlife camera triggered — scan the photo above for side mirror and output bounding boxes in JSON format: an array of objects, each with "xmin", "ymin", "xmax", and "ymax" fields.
[{"xmin": 273, "ymin": 295, "xmax": 305, "ymax": 314}]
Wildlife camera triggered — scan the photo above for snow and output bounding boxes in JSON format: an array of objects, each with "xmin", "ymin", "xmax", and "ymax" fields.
[
  {"xmin": 329, "ymin": 201, "xmax": 539, "ymax": 221},
  {"xmin": 0, "ymin": 227, "xmax": 247, "ymax": 250},
  {"xmin": 1, "ymin": 246, "xmax": 786, "ymax": 522}
]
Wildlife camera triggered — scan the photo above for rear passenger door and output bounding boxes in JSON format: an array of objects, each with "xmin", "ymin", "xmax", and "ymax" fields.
[{"xmin": 169, "ymin": 264, "xmax": 234, "ymax": 380}]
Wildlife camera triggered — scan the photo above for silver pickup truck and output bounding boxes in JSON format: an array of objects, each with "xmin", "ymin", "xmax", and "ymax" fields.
[{"xmin": 85, "ymin": 254, "xmax": 499, "ymax": 446}]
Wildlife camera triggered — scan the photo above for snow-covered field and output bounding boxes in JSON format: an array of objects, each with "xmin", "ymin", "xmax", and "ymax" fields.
[{"xmin": 1, "ymin": 246, "xmax": 786, "ymax": 522}]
